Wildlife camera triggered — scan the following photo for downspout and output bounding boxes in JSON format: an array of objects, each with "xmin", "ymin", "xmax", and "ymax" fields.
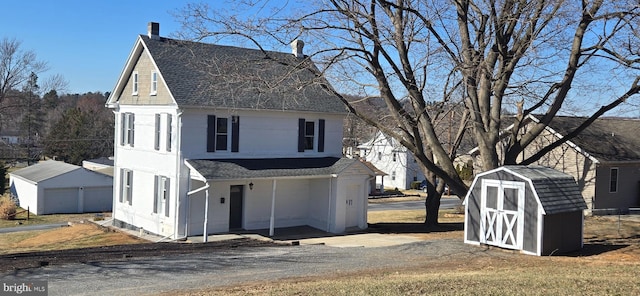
[
  {"xmin": 173, "ymin": 110, "xmax": 183, "ymax": 240},
  {"xmin": 187, "ymin": 182, "xmax": 210, "ymax": 242}
]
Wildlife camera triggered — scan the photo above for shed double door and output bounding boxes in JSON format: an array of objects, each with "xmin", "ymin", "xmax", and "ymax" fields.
[{"xmin": 480, "ymin": 180, "xmax": 525, "ymax": 250}]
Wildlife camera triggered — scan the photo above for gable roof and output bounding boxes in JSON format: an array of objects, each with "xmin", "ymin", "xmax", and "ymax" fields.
[
  {"xmin": 539, "ymin": 115, "xmax": 640, "ymax": 162},
  {"xmin": 109, "ymin": 35, "xmax": 347, "ymax": 114},
  {"xmin": 185, "ymin": 157, "xmax": 370, "ymax": 180},
  {"xmin": 479, "ymin": 165, "xmax": 587, "ymax": 215},
  {"xmin": 9, "ymin": 160, "xmax": 80, "ymax": 183}
]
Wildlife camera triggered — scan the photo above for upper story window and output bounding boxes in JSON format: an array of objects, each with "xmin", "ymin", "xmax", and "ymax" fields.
[
  {"xmin": 154, "ymin": 175, "xmax": 170, "ymax": 217},
  {"xmin": 378, "ymin": 152, "xmax": 382, "ymax": 161},
  {"xmin": 150, "ymin": 71, "xmax": 158, "ymax": 95},
  {"xmin": 154, "ymin": 113, "xmax": 173, "ymax": 152},
  {"xmin": 304, "ymin": 121, "xmax": 315, "ymax": 150},
  {"xmin": 120, "ymin": 168, "xmax": 133, "ymax": 205},
  {"xmin": 207, "ymin": 115, "xmax": 240, "ymax": 152},
  {"xmin": 610, "ymin": 168, "xmax": 618, "ymax": 193},
  {"xmin": 132, "ymin": 71, "xmax": 139, "ymax": 95},
  {"xmin": 120, "ymin": 113, "xmax": 135, "ymax": 146},
  {"xmin": 393, "ymin": 152, "xmax": 397, "ymax": 162},
  {"xmin": 298, "ymin": 119, "xmax": 325, "ymax": 152}
]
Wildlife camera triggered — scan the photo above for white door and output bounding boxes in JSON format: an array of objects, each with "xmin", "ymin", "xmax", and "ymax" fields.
[
  {"xmin": 480, "ymin": 179, "xmax": 525, "ymax": 250},
  {"xmin": 345, "ymin": 184, "xmax": 360, "ymax": 228}
]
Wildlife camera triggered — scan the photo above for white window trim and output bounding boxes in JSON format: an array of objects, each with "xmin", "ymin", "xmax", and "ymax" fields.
[
  {"xmin": 132, "ymin": 71, "xmax": 139, "ymax": 95},
  {"xmin": 122, "ymin": 113, "xmax": 134, "ymax": 146},
  {"xmin": 121, "ymin": 169, "xmax": 133, "ymax": 205},
  {"xmin": 150, "ymin": 71, "xmax": 158, "ymax": 95}
]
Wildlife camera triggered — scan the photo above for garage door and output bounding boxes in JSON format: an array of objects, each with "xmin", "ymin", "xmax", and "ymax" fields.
[
  {"xmin": 43, "ymin": 188, "xmax": 78, "ymax": 214},
  {"xmin": 83, "ymin": 186, "xmax": 113, "ymax": 212}
]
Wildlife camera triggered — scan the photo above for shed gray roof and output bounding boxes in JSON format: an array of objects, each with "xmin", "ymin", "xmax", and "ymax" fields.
[
  {"xmin": 502, "ymin": 165, "xmax": 587, "ymax": 214},
  {"xmin": 10, "ymin": 160, "xmax": 80, "ymax": 183},
  {"xmin": 186, "ymin": 157, "xmax": 358, "ymax": 180},
  {"xmin": 140, "ymin": 36, "xmax": 347, "ymax": 113}
]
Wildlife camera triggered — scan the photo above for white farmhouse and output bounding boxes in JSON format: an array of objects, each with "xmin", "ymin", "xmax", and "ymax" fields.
[
  {"xmin": 105, "ymin": 23, "xmax": 374, "ymax": 240},
  {"xmin": 358, "ymin": 131, "xmax": 425, "ymax": 190}
]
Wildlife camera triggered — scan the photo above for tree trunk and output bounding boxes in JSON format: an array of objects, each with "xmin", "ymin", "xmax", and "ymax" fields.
[{"xmin": 424, "ymin": 181, "xmax": 441, "ymax": 227}]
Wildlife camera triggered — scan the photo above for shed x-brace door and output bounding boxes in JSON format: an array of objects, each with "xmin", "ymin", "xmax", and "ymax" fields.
[{"xmin": 480, "ymin": 180, "xmax": 525, "ymax": 250}]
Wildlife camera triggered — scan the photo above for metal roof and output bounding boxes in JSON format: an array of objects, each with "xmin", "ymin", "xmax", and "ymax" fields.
[{"xmin": 9, "ymin": 160, "xmax": 80, "ymax": 183}]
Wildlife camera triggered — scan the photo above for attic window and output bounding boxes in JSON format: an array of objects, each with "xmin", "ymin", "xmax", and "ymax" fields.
[
  {"xmin": 150, "ymin": 71, "xmax": 158, "ymax": 95},
  {"xmin": 132, "ymin": 71, "xmax": 139, "ymax": 95}
]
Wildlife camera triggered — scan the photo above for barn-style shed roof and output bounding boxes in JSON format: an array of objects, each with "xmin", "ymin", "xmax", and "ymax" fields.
[{"xmin": 490, "ymin": 166, "xmax": 587, "ymax": 215}]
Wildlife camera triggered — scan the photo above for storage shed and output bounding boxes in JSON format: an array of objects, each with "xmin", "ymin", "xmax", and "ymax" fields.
[
  {"xmin": 9, "ymin": 160, "xmax": 113, "ymax": 215},
  {"xmin": 464, "ymin": 166, "xmax": 587, "ymax": 256}
]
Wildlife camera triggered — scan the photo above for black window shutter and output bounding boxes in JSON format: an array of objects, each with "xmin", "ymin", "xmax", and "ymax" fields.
[
  {"xmin": 298, "ymin": 118, "xmax": 305, "ymax": 152},
  {"xmin": 207, "ymin": 115, "xmax": 216, "ymax": 152},
  {"xmin": 231, "ymin": 116, "xmax": 240, "ymax": 152},
  {"xmin": 318, "ymin": 119, "xmax": 325, "ymax": 152}
]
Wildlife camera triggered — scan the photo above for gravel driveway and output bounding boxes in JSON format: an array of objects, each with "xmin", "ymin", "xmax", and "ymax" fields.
[{"xmin": 1, "ymin": 238, "xmax": 488, "ymax": 296}]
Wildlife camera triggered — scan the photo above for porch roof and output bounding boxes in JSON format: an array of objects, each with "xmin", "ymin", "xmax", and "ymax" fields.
[{"xmin": 185, "ymin": 157, "xmax": 357, "ymax": 180}]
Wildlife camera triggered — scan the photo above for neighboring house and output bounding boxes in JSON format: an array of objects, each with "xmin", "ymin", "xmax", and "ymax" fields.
[
  {"xmin": 358, "ymin": 131, "xmax": 425, "ymax": 190},
  {"xmin": 471, "ymin": 114, "xmax": 640, "ymax": 212},
  {"xmin": 9, "ymin": 160, "xmax": 113, "ymax": 215},
  {"xmin": 105, "ymin": 22, "xmax": 374, "ymax": 240},
  {"xmin": 0, "ymin": 130, "xmax": 20, "ymax": 145}
]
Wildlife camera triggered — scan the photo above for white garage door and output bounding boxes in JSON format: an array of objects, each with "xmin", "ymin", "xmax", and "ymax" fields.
[
  {"xmin": 83, "ymin": 186, "xmax": 113, "ymax": 213},
  {"xmin": 43, "ymin": 188, "xmax": 78, "ymax": 214}
]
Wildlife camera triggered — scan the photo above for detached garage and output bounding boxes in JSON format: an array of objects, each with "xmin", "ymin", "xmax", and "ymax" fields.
[
  {"xmin": 9, "ymin": 160, "xmax": 113, "ymax": 215},
  {"xmin": 464, "ymin": 166, "xmax": 587, "ymax": 256}
]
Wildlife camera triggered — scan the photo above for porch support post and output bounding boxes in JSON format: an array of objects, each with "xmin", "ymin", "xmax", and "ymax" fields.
[
  {"xmin": 203, "ymin": 188, "xmax": 209, "ymax": 242},
  {"xmin": 269, "ymin": 179, "xmax": 277, "ymax": 236}
]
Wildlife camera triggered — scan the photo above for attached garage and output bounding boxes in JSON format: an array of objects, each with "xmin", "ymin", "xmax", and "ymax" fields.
[
  {"xmin": 9, "ymin": 160, "xmax": 113, "ymax": 215},
  {"xmin": 464, "ymin": 166, "xmax": 587, "ymax": 256}
]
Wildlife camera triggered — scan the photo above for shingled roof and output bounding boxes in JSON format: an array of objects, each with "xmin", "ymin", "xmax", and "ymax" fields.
[
  {"xmin": 137, "ymin": 35, "xmax": 346, "ymax": 113},
  {"xmin": 495, "ymin": 166, "xmax": 587, "ymax": 214},
  {"xmin": 540, "ymin": 115, "xmax": 640, "ymax": 162},
  {"xmin": 185, "ymin": 157, "xmax": 361, "ymax": 180}
]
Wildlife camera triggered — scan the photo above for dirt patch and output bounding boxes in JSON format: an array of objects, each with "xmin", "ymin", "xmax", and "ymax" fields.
[{"xmin": 14, "ymin": 222, "xmax": 139, "ymax": 249}]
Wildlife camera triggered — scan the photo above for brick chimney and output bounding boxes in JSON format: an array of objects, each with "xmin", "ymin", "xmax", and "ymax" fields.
[
  {"xmin": 148, "ymin": 22, "xmax": 160, "ymax": 40},
  {"xmin": 291, "ymin": 39, "xmax": 304, "ymax": 58}
]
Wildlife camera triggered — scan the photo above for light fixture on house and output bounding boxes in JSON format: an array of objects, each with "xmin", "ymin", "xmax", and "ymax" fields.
[{"xmin": 249, "ymin": 182, "xmax": 254, "ymax": 190}]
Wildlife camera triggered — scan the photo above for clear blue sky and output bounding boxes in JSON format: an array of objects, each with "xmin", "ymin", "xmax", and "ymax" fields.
[{"xmin": 0, "ymin": 1, "xmax": 193, "ymax": 94}]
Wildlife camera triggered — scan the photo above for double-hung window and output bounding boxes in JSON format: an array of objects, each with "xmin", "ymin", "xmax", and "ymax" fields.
[
  {"xmin": 154, "ymin": 175, "xmax": 170, "ymax": 217},
  {"xmin": 207, "ymin": 115, "xmax": 240, "ymax": 152},
  {"xmin": 150, "ymin": 71, "xmax": 158, "ymax": 95},
  {"xmin": 298, "ymin": 119, "xmax": 325, "ymax": 152},
  {"xmin": 120, "ymin": 169, "xmax": 133, "ymax": 205},
  {"xmin": 132, "ymin": 71, "xmax": 139, "ymax": 95},
  {"xmin": 121, "ymin": 113, "xmax": 135, "ymax": 146},
  {"xmin": 610, "ymin": 168, "xmax": 618, "ymax": 193}
]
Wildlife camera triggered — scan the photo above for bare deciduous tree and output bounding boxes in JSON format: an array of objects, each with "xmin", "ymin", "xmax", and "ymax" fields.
[
  {"xmin": 174, "ymin": 0, "xmax": 640, "ymax": 226},
  {"xmin": 0, "ymin": 37, "xmax": 48, "ymax": 104}
]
